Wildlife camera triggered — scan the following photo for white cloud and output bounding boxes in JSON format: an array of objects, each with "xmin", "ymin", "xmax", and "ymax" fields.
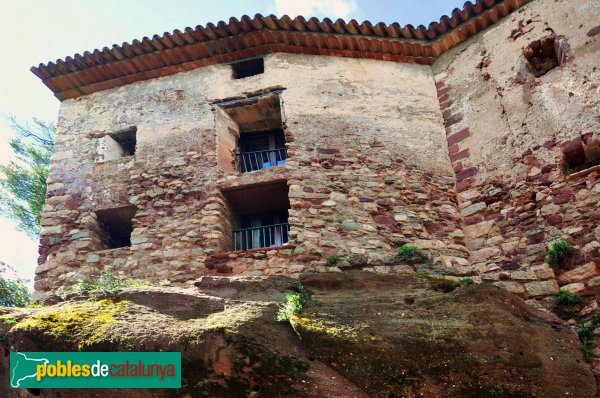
[{"xmin": 273, "ymin": 0, "xmax": 358, "ymax": 20}]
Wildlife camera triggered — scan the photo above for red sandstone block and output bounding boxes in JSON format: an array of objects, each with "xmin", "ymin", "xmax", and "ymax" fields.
[
  {"xmin": 447, "ymin": 128, "xmax": 470, "ymax": 147},
  {"xmin": 456, "ymin": 167, "xmax": 478, "ymax": 182},
  {"xmin": 485, "ymin": 212, "xmax": 503, "ymax": 222},
  {"xmin": 435, "ymin": 81, "xmax": 445, "ymax": 90},
  {"xmin": 436, "ymin": 86, "xmax": 449, "ymax": 97},
  {"xmin": 453, "ymin": 161, "xmax": 463, "ymax": 173},
  {"xmin": 528, "ymin": 231, "xmax": 545, "ymax": 244},
  {"xmin": 438, "ymin": 93, "xmax": 449, "ymax": 103},
  {"xmin": 547, "ymin": 214, "xmax": 562, "ymax": 226},
  {"xmin": 456, "ymin": 178, "xmax": 473, "ymax": 192},
  {"xmin": 439, "ymin": 99, "xmax": 453, "ymax": 110},
  {"xmin": 372, "ymin": 214, "xmax": 396, "ymax": 226},
  {"xmin": 450, "ymin": 149, "xmax": 470, "ymax": 163},
  {"xmin": 464, "ymin": 215, "xmax": 483, "ymax": 225},
  {"xmin": 448, "ymin": 144, "xmax": 460, "ymax": 155},
  {"xmin": 552, "ymin": 191, "xmax": 572, "ymax": 205}
]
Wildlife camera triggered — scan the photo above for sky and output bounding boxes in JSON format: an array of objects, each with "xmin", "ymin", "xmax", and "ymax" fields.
[{"xmin": 0, "ymin": 0, "xmax": 464, "ymax": 282}]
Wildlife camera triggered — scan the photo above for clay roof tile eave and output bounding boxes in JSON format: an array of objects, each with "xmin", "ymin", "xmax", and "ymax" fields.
[{"xmin": 30, "ymin": 0, "xmax": 532, "ymax": 100}]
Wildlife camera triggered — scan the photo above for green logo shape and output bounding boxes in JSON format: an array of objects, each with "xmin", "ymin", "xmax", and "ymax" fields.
[{"xmin": 10, "ymin": 352, "xmax": 181, "ymax": 388}]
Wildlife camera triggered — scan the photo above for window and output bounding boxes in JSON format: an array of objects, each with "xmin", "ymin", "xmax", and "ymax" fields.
[
  {"xmin": 238, "ymin": 130, "xmax": 286, "ymax": 172},
  {"xmin": 95, "ymin": 205, "xmax": 136, "ymax": 249},
  {"xmin": 222, "ymin": 182, "xmax": 290, "ymax": 251},
  {"xmin": 523, "ymin": 35, "xmax": 568, "ymax": 77},
  {"xmin": 96, "ymin": 127, "xmax": 136, "ymax": 162},
  {"xmin": 562, "ymin": 135, "xmax": 600, "ymax": 176},
  {"xmin": 214, "ymin": 91, "xmax": 287, "ymax": 173},
  {"xmin": 231, "ymin": 58, "xmax": 264, "ymax": 79}
]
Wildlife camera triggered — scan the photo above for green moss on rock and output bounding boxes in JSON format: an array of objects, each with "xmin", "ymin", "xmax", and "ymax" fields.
[{"xmin": 13, "ymin": 299, "xmax": 127, "ymax": 350}]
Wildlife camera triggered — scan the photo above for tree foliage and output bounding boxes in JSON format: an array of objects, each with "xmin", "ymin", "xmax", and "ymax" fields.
[
  {"xmin": 0, "ymin": 262, "xmax": 31, "ymax": 307},
  {"xmin": 0, "ymin": 117, "xmax": 55, "ymax": 236},
  {"xmin": 0, "ymin": 277, "xmax": 31, "ymax": 307}
]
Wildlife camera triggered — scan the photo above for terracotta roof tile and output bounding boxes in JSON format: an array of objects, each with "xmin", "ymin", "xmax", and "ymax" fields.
[{"xmin": 32, "ymin": 0, "xmax": 532, "ymax": 100}]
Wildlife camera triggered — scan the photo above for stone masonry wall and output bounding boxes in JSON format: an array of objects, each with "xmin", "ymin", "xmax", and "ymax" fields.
[
  {"xmin": 432, "ymin": 0, "xmax": 600, "ymax": 302},
  {"xmin": 35, "ymin": 53, "xmax": 464, "ymax": 296}
]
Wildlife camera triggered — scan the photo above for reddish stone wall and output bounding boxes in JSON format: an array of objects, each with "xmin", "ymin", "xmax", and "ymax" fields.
[
  {"xmin": 432, "ymin": 0, "xmax": 600, "ymax": 300},
  {"xmin": 35, "ymin": 53, "xmax": 463, "ymax": 298}
]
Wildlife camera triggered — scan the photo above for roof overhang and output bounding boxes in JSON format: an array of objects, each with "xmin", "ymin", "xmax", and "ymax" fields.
[{"xmin": 31, "ymin": 0, "xmax": 531, "ymax": 101}]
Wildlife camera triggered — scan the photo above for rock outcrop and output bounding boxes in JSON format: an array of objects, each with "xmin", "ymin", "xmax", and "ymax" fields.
[{"xmin": 1, "ymin": 271, "xmax": 595, "ymax": 397}]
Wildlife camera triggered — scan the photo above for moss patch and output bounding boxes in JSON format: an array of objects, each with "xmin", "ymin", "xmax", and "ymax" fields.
[
  {"xmin": 13, "ymin": 299, "xmax": 128, "ymax": 350},
  {"xmin": 291, "ymin": 315, "xmax": 359, "ymax": 341},
  {"xmin": 426, "ymin": 276, "xmax": 462, "ymax": 292}
]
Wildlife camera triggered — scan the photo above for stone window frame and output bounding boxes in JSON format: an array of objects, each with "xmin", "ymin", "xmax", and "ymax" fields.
[
  {"xmin": 94, "ymin": 126, "xmax": 137, "ymax": 163},
  {"xmin": 212, "ymin": 88, "xmax": 288, "ymax": 174}
]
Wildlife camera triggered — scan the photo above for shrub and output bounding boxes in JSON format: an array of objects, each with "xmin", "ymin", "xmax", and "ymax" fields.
[
  {"xmin": 552, "ymin": 289, "xmax": 585, "ymax": 320},
  {"xmin": 581, "ymin": 340, "xmax": 595, "ymax": 362},
  {"xmin": 554, "ymin": 289, "xmax": 584, "ymax": 306},
  {"xmin": 460, "ymin": 277, "xmax": 474, "ymax": 286},
  {"xmin": 0, "ymin": 277, "xmax": 31, "ymax": 307},
  {"xmin": 396, "ymin": 245, "xmax": 427, "ymax": 265},
  {"xmin": 3, "ymin": 317, "xmax": 17, "ymax": 326},
  {"xmin": 577, "ymin": 324, "xmax": 595, "ymax": 341},
  {"xmin": 326, "ymin": 254, "xmax": 346, "ymax": 266},
  {"xmin": 547, "ymin": 239, "xmax": 574, "ymax": 270},
  {"xmin": 276, "ymin": 284, "xmax": 310, "ymax": 322}
]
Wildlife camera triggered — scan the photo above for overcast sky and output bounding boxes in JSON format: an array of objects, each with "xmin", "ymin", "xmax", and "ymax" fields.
[{"xmin": 0, "ymin": 0, "xmax": 464, "ymax": 282}]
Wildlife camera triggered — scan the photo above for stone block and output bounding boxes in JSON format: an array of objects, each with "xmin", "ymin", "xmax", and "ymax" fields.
[
  {"xmin": 525, "ymin": 280, "xmax": 559, "ymax": 297},
  {"xmin": 557, "ymin": 263, "xmax": 597, "ymax": 284},
  {"xmin": 561, "ymin": 283, "xmax": 586, "ymax": 293},
  {"xmin": 493, "ymin": 281, "xmax": 525, "ymax": 294}
]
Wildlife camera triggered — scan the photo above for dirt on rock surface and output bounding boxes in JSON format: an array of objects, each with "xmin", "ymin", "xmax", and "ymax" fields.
[{"xmin": 0, "ymin": 271, "xmax": 595, "ymax": 397}]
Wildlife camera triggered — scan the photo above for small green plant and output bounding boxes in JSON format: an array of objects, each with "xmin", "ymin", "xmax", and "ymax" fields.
[
  {"xmin": 552, "ymin": 289, "xmax": 586, "ymax": 320},
  {"xmin": 396, "ymin": 245, "xmax": 427, "ymax": 265},
  {"xmin": 547, "ymin": 239, "xmax": 574, "ymax": 270},
  {"xmin": 276, "ymin": 284, "xmax": 310, "ymax": 322},
  {"xmin": 581, "ymin": 340, "xmax": 595, "ymax": 362},
  {"xmin": 3, "ymin": 317, "xmax": 18, "ymax": 326},
  {"xmin": 488, "ymin": 385, "xmax": 505, "ymax": 397},
  {"xmin": 554, "ymin": 289, "xmax": 584, "ymax": 306},
  {"xmin": 326, "ymin": 254, "xmax": 346, "ymax": 266},
  {"xmin": 459, "ymin": 277, "xmax": 474, "ymax": 286},
  {"xmin": 57, "ymin": 269, "xmax": 153, "ymax": 299},
  {"xmin": 123, "ymin": 335, "xmax": 136, "ymax": 351}
]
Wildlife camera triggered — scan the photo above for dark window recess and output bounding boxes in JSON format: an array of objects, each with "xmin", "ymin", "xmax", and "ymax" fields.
[
  {"xmin": 110, "ymin": 127, "xmax": 137, "ymax": 156},
  {"xmin": 95, "ymin": 205, "xmax": 137, "ymax": 249},
  {"xmin": 523, "ymin": 35, "xmax": 569, "ymax": 77},
  {"xmin": 223, "ymin": 182, "xmax": 290, "ymax": 251},
  {"xmin": 562, "ymin": 135, "xmax": 600, "ymax": 175},
  {"xmin": 238, "ymin": 129, "xmax": 287, "ymax": 172},
  {"xmin": 231, "ymin": 58, "xmax": 264, "ymax": 79},
  {"xmin": 234, "ymin": 212, "xmax": 290, "ymax": 250}
]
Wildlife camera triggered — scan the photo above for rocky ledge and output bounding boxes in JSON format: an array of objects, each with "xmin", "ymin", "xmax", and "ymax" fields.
[{"xmin": 0, "ymin": 271, "xmax": 595, "ymax": 397}]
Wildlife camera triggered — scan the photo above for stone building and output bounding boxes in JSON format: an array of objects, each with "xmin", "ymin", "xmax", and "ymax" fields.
[{"xmin": 31, "ymin": 0, "xmax": 600, "ymax": 302}]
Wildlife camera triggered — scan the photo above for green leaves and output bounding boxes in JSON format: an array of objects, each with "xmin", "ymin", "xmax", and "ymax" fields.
[
  {"xmin": 276, "ymin": 284, "xmax": 310, "ymax": 322},
  {"xmin": 546, "ymin": 239, "xmax": 575, "ymax": 271},
  {"xmin": 0, "ymin": 277, "xmax": 31, "ymax": 307},
  {"xmin": 0, "ymin": 117, "xmax": 55, "ymax": 237}
]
